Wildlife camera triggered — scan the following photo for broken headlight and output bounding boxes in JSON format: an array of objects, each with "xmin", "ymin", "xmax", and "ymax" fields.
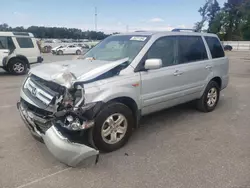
[
  {"xmin": 59, "ymin": 85, "xmax": 85, "ymax": 109},
  {"xmin": 58, "ymin": 112, "xmax": 94, "ymax": 131},
  {"xmin": 56, "ymin": 102, "xmax": 101, "ymax": 131}
]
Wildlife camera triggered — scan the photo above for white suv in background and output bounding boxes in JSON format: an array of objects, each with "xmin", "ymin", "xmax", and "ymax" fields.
[
  {"xmin": 0, "ymin": 32, "xmax": 43, "ymax": 75},
  {"xmin": 56, "ymin": 45, "xmax": 82, "ymax": 55}
]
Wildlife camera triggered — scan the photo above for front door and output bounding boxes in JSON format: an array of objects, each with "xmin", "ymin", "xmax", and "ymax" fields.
[
  {"xmin": 140, "ymin": 36, "xmax": 186, "ymax": 115},
  {"xmin": 68, "ymin": 45, "xmax": 76, "ymax": 54}
]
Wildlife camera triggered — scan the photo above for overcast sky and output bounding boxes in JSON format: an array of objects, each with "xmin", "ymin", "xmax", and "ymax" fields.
[{"xmin": 1, "ymin": 0, "xmax": 227, "ymax": 33}]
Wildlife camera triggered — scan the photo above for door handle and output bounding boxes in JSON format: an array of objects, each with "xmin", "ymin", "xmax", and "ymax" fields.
[
  {"xmin": 174, "ymin": 70, "xmax": 183, "ymax": 76},
  {"xmin": 3, "ymin": 51, "xmax": 9, "ymax": 54},
  {"xmin": 205, "ymin": 65, "xmax": 212, "ymax": 69}
]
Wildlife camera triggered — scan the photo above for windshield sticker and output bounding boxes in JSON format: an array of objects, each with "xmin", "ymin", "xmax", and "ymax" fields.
[{"xmin": 130, "ymin": 36, "xmax": 147, "ymax": 41}]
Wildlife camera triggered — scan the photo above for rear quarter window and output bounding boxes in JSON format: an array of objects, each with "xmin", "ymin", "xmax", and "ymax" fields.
[
  {"xmin": 16, "ymin": 37, "xmax": 34, "ymax": 48},
  {"xmin": 204, "ymin": 36, "xmax": 225, "ymax": 59}
]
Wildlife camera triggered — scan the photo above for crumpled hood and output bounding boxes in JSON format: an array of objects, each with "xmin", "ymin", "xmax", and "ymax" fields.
[{"xmin": 30, "ymin": 58, "xmax": 129, "ymax": 87}]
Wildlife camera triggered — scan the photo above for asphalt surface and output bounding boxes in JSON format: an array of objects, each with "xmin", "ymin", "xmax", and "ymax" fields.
[{"xmin": 0, "ymin": 52, "xmax": 250, "ymax": 188}]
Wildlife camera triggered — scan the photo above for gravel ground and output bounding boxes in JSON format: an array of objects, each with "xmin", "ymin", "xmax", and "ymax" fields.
[{"xmin": 0, "ymin": 51, "xmax": 250, "ymax": 188}]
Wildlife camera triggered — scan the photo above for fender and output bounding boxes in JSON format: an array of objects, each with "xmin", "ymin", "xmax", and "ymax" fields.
[
  {"xmin": 84, "ymin": 85, "xmax": 141, "ymax": 110},
  {"xmin": 5, "ymin": 55, "xmax": 30, "ymax": 68}
]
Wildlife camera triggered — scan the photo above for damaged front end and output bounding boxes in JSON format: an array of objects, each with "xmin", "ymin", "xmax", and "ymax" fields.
[
  {"xmin": 17, "ymin": 58, "xmax": 130, "ymax": 166},
  {"xmin": 17, "ymin": 72, "xmax": 102, "ymax": 167}
]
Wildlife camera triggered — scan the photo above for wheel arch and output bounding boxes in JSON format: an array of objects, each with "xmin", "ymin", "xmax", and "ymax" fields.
[
  {"xmin": 211, "ymin": 76, "xmax": 222, "ymax": 89},
  {"xmin": 108, "ymin": 97, "xmax": 140, "ymax": 128},
  {"xmin": 8, "ymin": 55, "xmax": 30, "ymax": 68}
]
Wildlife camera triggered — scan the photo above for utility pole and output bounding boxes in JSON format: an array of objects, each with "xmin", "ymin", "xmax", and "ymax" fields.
[{"xmin": 95, "ymin": 7, "xmax": 97, "ymax": 32}]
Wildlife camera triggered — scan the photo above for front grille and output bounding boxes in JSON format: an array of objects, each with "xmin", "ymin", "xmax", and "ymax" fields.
[
  {"xmin": 23, "ymin": 74, "xmax": 64, "ymax": 107},
  {"xmin": 21, "ymin": 99, "xmax": 53, "ymax": 133},
  {"xmin": 30, "ymin": 74, "xmax": 65, "ymax": 94},
  {"xmin": 26, "ymin": 78, "xmax": 54, "ymax": 105},
  {"xmin": 21, "ymin": 99, "xmax": 53, "ymax": 117}
]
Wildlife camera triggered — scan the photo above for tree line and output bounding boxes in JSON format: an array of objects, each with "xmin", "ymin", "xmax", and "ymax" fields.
[
  {"xmin": 195, "ymin": 0, "xmax": 250, "ymax": 41},
  {"xmin": 0, "ymin": 24, "xmax": 109, "ymax": 40}
]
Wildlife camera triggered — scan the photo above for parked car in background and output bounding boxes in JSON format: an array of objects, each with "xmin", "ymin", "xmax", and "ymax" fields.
[
  {"xmin": 224, "ymin": 45, "xmax": 233, "ymax": 51},
  {"xmin": 56, "ymin": 45, "xmax": 82, "ymax": 55},
  {"xmin": 75, "ymin": 43, "xmax": 90, "ymax": 49},
  {"xmin": 51, "ymin": 45, "xmax": 65, "ymax": 54},
  {"xmin": 0, "ymin": 32, "xmax": 43, "ymax": 75},
  {"xmin": 17, "ymin": 30, "xmax": 228, "ymax": 166},
  {"xmin": 82, "ymin": 43, "xmax": 90, "ymax": 49}
]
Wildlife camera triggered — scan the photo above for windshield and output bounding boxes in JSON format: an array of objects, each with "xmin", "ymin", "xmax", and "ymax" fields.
[{"xmin": 82, "ymin": 35, "xmax": 150, "ymax": 63}]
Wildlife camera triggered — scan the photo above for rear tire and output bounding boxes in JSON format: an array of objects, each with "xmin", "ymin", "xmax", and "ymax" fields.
[
  {"xmin": 8, "ymin": 59, "xmax": 28, "ymax": 75},
  {"xmin": 91, "ymin": 102, "xmax": 134, "ymax": 152},
  {"xmin": 196, "ymin": 81, "xmax": 220, "ymax": 112}
]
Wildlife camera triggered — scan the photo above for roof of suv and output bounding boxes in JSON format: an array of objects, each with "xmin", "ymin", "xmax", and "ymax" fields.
[
  {"xmin": 0, "ymin": 31, "xmax": 34, "ymax": 37},
  {"xmin": 116, "ymin": 31, "xmax": 218, "ymax": 38}
]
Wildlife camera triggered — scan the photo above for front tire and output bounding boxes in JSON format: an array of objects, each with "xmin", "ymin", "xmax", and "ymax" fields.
[
  {"xmin": 196, "ymin": 81, "xmax": 220, "ymax": 112},
  {"xmin": 8, "ymin": 59, "xmax": 28, "ymax": 75},
  {"xmin": 91, "ymin": 102, "xmax": 134, "ymax": 152},
  {"xmin": 2, "ymin": 66, "xmax": 9, "ymax": 72},
  {"xmin": 57, "ymin": 50, "xmax": 63, "ymax": 55},
  {"xmin": 76, "ymin": 50, "xmax": 81, "ymax": 55}
]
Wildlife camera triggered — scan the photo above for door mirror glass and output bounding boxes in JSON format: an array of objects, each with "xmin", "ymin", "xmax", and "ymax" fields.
[{"xmin": 144, "ymin": 59, "xmax": 162, "ymax": 70}]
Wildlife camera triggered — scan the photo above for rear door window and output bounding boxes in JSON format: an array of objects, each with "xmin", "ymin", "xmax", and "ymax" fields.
[
  {"xmin": 16, "ymin": 37, "xmax": 34, "ymax": 48},
  {"xmin": 177, "ymin": 36, "xmax": 208, "ymax": 64},
  {"xmin": 7, "ymin": 37, "xmax": 16, "ymax": 50},
  {"xmin": 204, "ymin": 36, "xmax": 225, "ymax": 58}
]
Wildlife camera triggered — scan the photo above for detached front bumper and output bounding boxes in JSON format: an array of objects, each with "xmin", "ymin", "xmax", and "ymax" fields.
[{"xmin": 17, "ymin": 101, "xmax": 99, "ymax": 167}]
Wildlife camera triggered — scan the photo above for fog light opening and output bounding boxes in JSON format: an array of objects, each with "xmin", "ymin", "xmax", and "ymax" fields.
[{"xmin": 63, "ymin": 115, "xmax": 94, "ymax": 130}]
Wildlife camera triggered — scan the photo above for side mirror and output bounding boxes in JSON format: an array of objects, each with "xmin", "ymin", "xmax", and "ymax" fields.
[{"xmin": 144, "ymin": 59, "xmax": 162, "ymax": 70}]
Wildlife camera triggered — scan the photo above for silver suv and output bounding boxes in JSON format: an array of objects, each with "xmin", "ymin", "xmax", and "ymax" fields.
[{"xmin": 17, "ymin": 30, "xmax": 229, "ymax": 166}]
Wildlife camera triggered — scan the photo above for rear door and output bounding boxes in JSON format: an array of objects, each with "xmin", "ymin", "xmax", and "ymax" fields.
[
  {"xmin": 15, "ymin": 37, "xmax": 37, "ymax": 63},
  {"xmin": 204, "ymin": 36, "xmax": 228, "ymax": 89},
  {"xmin": 174, "ymin": 35, "xmax": 213, "ymax": 99},
  {"xmin": 0, "ymin": 36, "xmax": 10, "ymax": 66}
]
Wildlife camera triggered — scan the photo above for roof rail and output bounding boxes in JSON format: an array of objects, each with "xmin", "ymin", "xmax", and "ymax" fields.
[
  {"xmin": 171, "ymin": 28, "xmax": 198, "ymax": 32},
  {"xmin": 12, "ymin": 32, "xmax": 30, "ymax": 36},
  {"xmin": 134, "ymin": 30, "xmax": 147, "ymax": 32}
]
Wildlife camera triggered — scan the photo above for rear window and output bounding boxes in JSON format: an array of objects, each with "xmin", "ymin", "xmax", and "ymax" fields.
[
  {"xmin": 177, "ymin": 36, "xmax": 208, "ymax": 64},
  {"xmin": 16, "ymin": 37, "xmax": 34, "ymax": 48},
  {"xmin": 205, "ymin": 36, "xmax": 225, "ymax": 59}
]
